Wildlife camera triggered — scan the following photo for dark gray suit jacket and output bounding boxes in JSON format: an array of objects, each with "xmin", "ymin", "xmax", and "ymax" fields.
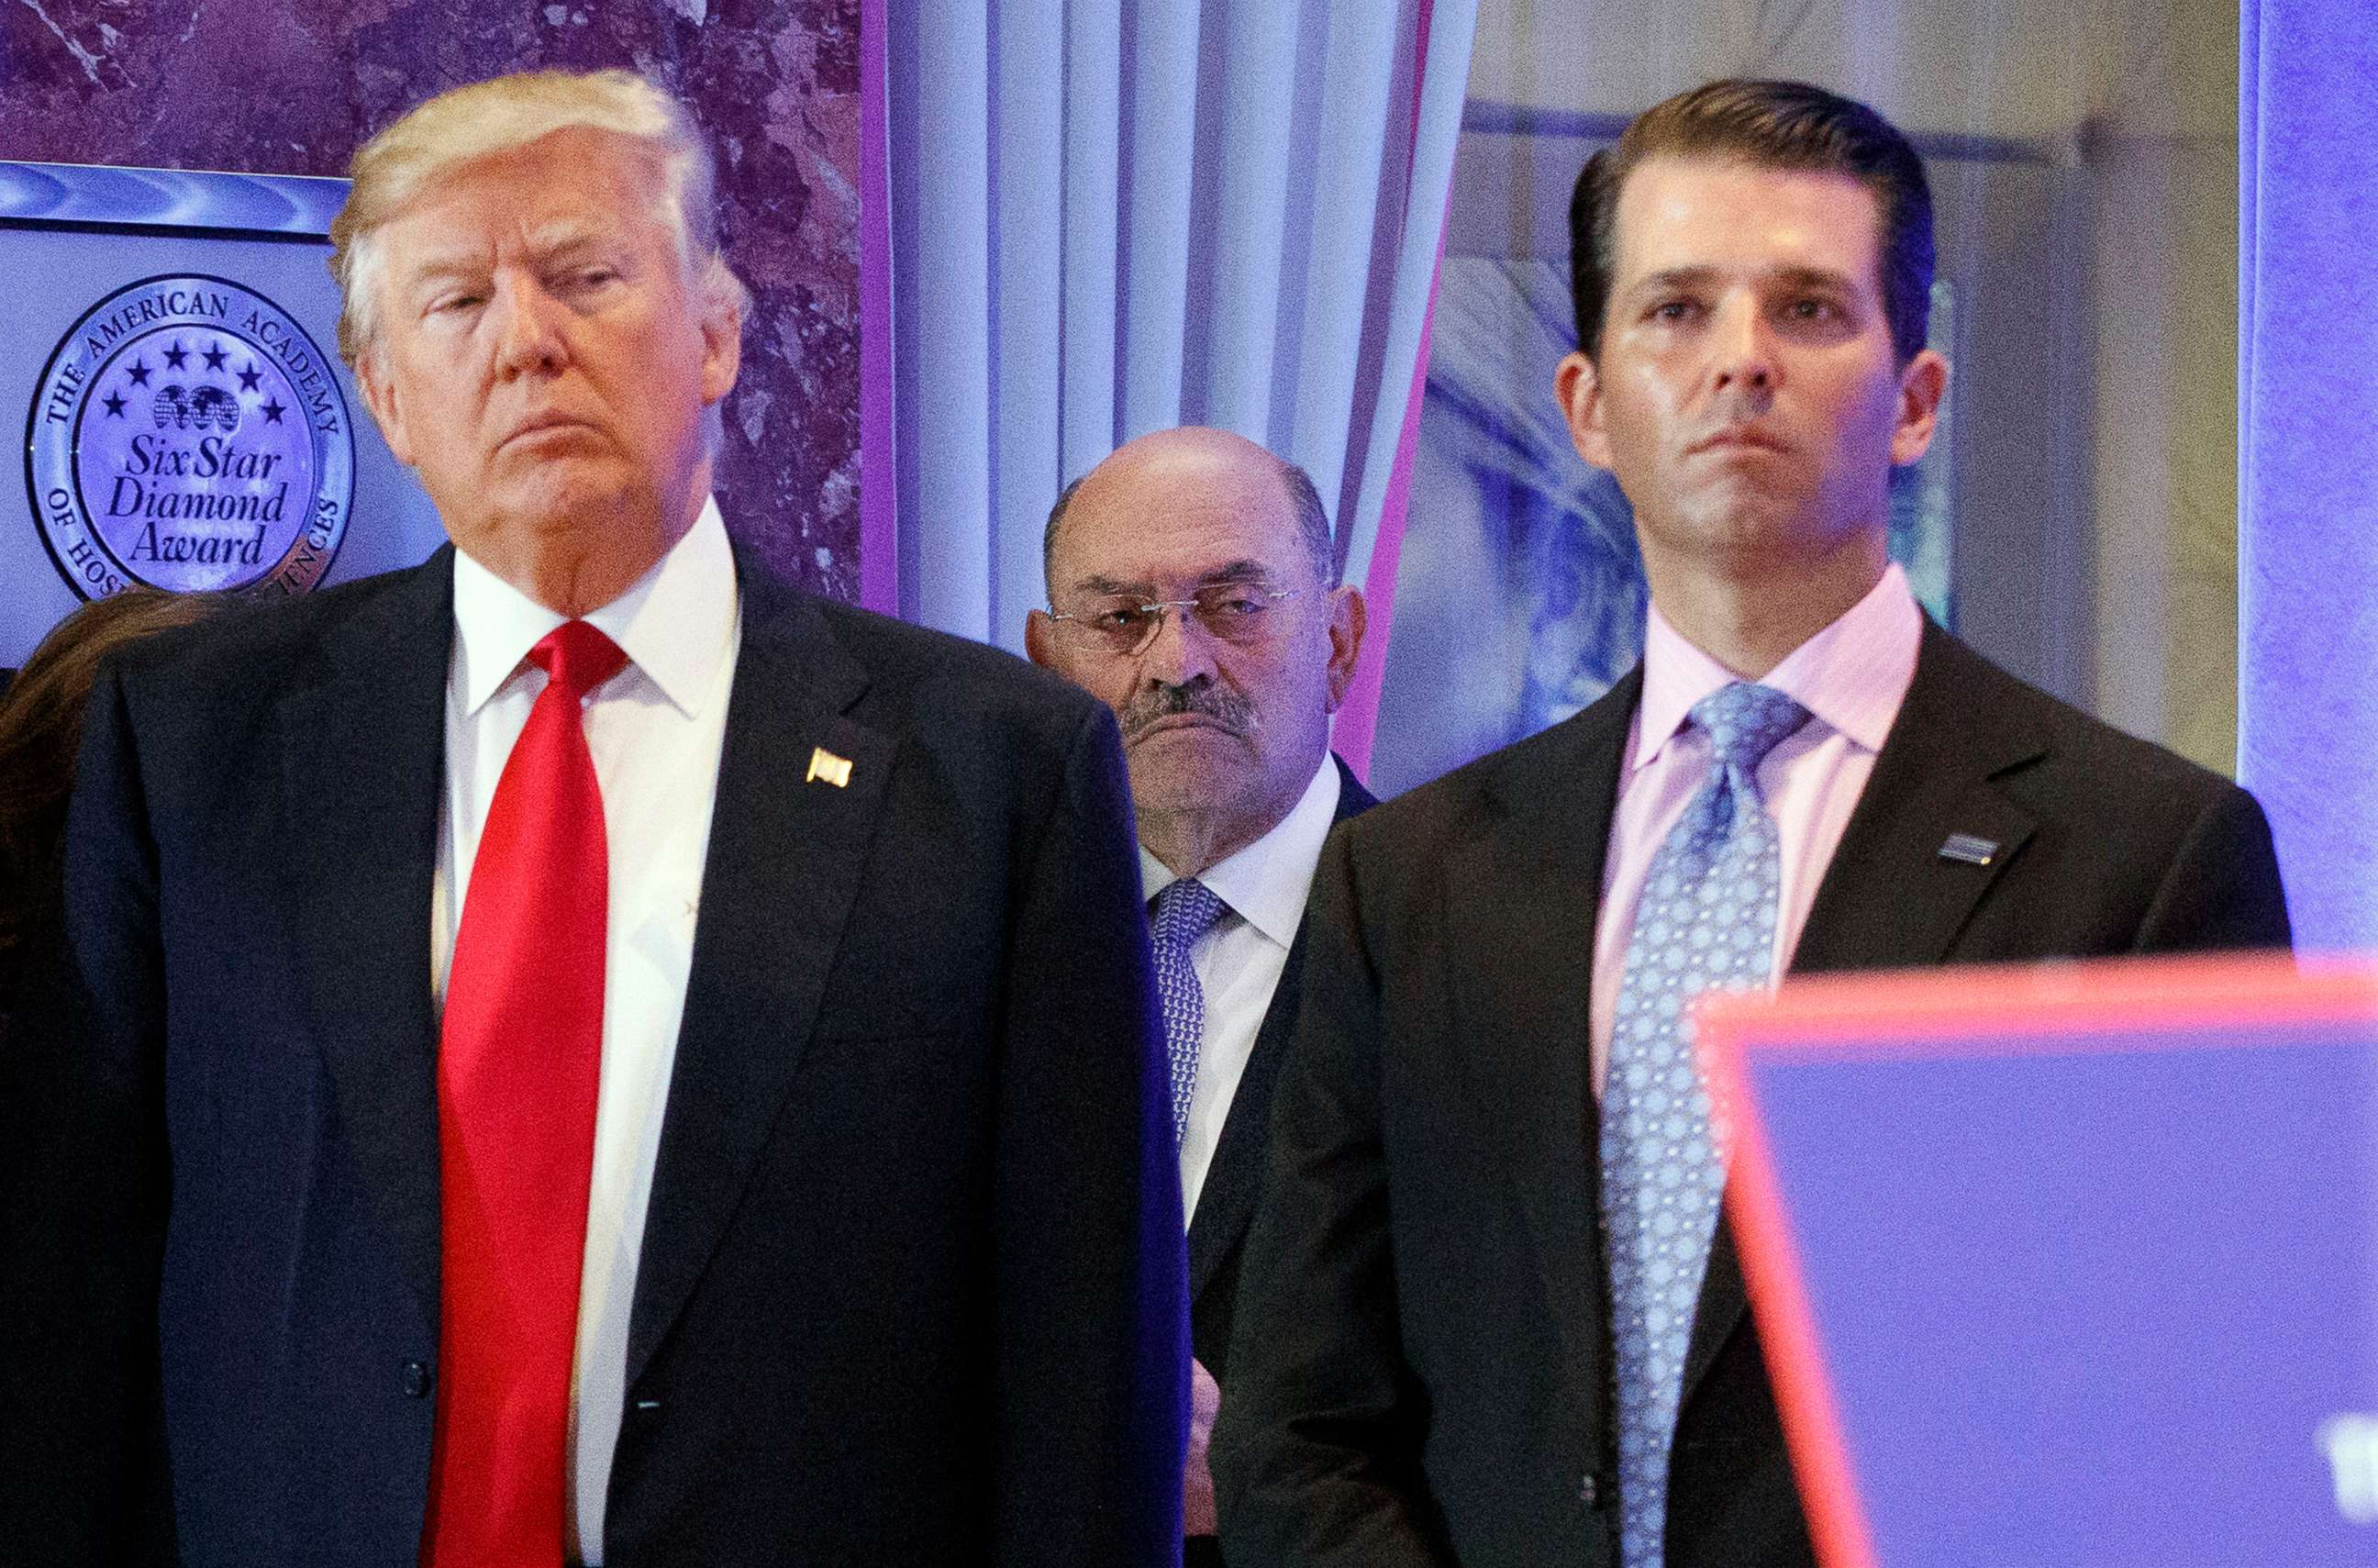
[
  {"xmin": 0, "ymin": 546, "xmax": 1187, "ymax": 1567},
  {"xmin": 1188, "ymin": 754, "xmax": 1379, "ymax": 1384},
  {"xmin": 1212, "ymin": 620, "xmax": 2292, "ymax": 1568}
]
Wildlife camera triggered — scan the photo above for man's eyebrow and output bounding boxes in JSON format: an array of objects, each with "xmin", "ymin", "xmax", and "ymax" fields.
[
  {"xmin": 527, "ymin": 225, "xmax": 621, "ymax": 261},
  {"xmin": 391, "ymin": 248, "xmax": 486, "ymax": 287},
  {"xmin": 394, "ymin": 225, "xmax": 617, "ymax": 284},
  {"xmin": 1625, "ymin": 263, "xmax": 1864, "ymax": 297},
  {"xmin": 1072, "ymin": 573, "xmax": 1152, "ymax": 597},
  {"xmin": 1627, "ymin": 266, "xmax": 1722, "ymax": 298},
  {"xmin": 1765, "ymin": 264, "xmax": 1860, "ymax": 293}
]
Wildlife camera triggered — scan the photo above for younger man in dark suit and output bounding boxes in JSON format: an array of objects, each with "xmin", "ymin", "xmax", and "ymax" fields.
[
  {"xmin": 1027, "ymin": 427, "xmax": 1375, "ymax": 1565},
  {"xmin": 1213, "ymin": 79, "xmax": 2289, "ymax": 1568}
]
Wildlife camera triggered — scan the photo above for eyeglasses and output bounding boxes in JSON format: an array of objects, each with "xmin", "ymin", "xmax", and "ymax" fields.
[{"xmin": 1046, "ymin": 583, "xmax": 1305, "ymax": 657}]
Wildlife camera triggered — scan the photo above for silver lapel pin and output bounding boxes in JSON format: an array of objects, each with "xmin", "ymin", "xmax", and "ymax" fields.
[{"xmin": 1939, "ymin": 832, "xmax": 1999, "ymax": 867}]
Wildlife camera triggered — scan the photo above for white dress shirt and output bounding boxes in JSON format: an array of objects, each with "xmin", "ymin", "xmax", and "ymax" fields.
[
  {"xmin": 1589, "ymin": 563, "xmax": 1923, "ymax": 1095},
  {"xmin": 1140, "ymin": 755, "xmax": 1342, "ymax": 1221},
  {"xmin": 429, "ymin": 498, "xmax": 741, "ymax": 1566}
]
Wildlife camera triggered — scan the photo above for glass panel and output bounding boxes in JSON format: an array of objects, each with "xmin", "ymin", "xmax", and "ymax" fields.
[{"xmin": 1373, "ymin": 0, "xmax": 2237, "ymax": 795}]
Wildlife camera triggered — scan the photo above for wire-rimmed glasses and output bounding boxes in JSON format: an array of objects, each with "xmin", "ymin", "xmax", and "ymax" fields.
[{"xmin": 1046, "ymin": 583, "xmax": 1304, "ymax": 658}]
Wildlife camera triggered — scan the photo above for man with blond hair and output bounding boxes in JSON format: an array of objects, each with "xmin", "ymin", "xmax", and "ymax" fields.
[{"xmin": 0, "ymin": 69, "xmax": 1184, "ymax": 1567}]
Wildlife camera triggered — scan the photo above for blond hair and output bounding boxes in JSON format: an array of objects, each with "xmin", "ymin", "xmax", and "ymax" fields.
[{"xmin": 328, "ymin": 69, "xmax": 751, "ymax": 369}]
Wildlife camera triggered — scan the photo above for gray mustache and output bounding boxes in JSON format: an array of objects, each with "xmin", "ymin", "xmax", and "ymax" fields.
[{"xmin": 1121, "ymin": 683, "xmax": 1254, "ymax": 740}]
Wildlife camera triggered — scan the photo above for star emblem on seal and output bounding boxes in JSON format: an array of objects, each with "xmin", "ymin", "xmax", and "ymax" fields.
[{"xmin": 26, "ymin": 272, "xmax": 354, "ymax": 602}]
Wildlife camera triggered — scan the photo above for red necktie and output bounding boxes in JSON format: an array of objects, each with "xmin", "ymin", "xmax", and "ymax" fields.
[{"xmin": 422, "ymin": 620, "xmax": 627, "ymax": 1568}]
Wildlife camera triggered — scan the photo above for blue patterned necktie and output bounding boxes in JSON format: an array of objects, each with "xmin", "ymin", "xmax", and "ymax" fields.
[
  {"xmin": 1602, "ymin": 681, "xmax": 1811, "ymax": 1568},
  {"xmin": 1150, "ymin": 877, "xmax": 1228, "ymax": 1150}
]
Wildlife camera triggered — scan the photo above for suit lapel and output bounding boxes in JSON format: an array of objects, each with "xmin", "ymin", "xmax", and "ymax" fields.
[
  {"xmin": 1682, "ymin": 620, "xmax": 2044, "ymax": 1404},
  {"xmin": 1787, "ymin": 622, "xmax": 2042, "ymax": 976},
  {"xmin": 624, "ymin": 566, "xmax": 895, "ymax": 1391},
  {"xmin": 1445, "ymin": 673, "xmax": 1639, "ymax": 1403},
  {"xmin": 277, "ymin": 554, "xmax": 454, "ymax": 1331},
  {"xmin": 1186, "ymin": 758, "xmax": 1377, "ymax": 1307}
]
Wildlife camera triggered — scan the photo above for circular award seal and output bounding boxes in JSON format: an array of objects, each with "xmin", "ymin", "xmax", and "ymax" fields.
[{"xmin": 25, "ymin": 273, "xmax": 354, "ymax": 600}]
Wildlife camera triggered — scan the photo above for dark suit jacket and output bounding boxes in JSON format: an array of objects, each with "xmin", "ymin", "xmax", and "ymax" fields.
[
  {"xmin": 0, "ymin": 546, "xmax": 1187, "ymax": 1567},
  {"xmin": 1188, "ymin": 754, "xmax": 1379, "ymax": 1385},
  {"xmin": 1210, "ymin": 620, "xmax": 2292, "ymax": 1568}
]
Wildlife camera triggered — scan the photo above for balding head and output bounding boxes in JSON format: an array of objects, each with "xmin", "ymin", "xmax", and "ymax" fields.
[
  {"xmin": 1042, "ymin": 428, "xmax": 1337, "ymax": 600},
  {"xmin": 1025, "ymin": 427, "xmax": 1366, "ymax": 876}
]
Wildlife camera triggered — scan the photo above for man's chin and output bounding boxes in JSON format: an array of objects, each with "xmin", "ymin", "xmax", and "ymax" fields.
[
  {"xmin": 1124, "ymin": 736, "xmax": 1249, "ymax": 809},
  {"xmin": 447, "ymin": 468, "xmax": 647, "ymax": 537},
  {"xmin": 1649, "ymin": 486, "xmax": 1836, "ymax": 559},
  {"xmin": 502, "ymin": 456, "xmax": 635, "ymax": 510}
]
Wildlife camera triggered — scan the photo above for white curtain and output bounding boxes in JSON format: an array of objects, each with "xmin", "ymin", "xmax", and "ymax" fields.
[{"xmin": 887, "ymin": 0, "xmax": 1480, "ymax": 653}]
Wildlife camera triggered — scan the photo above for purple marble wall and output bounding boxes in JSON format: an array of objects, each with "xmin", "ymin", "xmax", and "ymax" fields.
[{"xmin": 0, "ymin": 0, "xmax": 862, "ymax": 600}]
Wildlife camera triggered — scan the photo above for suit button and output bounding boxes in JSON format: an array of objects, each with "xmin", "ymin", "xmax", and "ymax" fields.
[
  {"xmin": 1579, "ymin": 1474, "xmax": 1597, "ymax": 1507},
  {"xmin": 402, "ymin": 1361, "xmax": 432, "ymax": 1399}
]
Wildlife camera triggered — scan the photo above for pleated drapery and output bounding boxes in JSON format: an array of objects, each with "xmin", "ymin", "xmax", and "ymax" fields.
[{"xmin": 882, "ymin": 0, "xmax": 1479, "ymax": 687}]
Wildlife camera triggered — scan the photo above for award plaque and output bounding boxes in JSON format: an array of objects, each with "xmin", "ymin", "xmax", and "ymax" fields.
[{"xmin": 3, "ymin": 160, "xmax": 444, "ymax": 665}]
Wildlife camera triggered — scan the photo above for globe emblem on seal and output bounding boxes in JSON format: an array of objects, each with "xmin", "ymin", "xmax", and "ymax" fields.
[{"xmin": 26, "ymin": 272, "xmax": 355, "ymax": 599}]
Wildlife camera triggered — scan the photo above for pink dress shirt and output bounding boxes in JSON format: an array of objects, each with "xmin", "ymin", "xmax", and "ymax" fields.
[{"xmin": 1588, "ymin": 564, "xmax": 1923, "ymax": 1095}]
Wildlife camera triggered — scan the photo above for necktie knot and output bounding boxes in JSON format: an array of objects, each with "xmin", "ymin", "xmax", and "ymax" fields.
[
  {"xmin": 1151, "ymin": 875, "xmax": 1228, "ymax": 951},
  {"xmin": 1689, "ymin": 682, "xmax": 1809, "ymax": 776},
  {"xmin": 531, "ymin": 620, "xmax": 628, "ymax": 703}
]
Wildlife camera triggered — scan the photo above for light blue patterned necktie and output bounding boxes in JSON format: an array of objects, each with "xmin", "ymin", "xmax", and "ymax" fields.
[
  {"xmin": 1602, "ymin": 681, "xmax": 1810, "ymax": 1568},
  {"xmin": 1150, "ymin": 877, "xmax": 1228, "ymax": 1150}
]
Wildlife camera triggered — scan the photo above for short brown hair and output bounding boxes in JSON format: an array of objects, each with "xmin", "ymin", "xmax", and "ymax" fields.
[
  {"xmin": 1568, "ymin": 79, "xmax": 1935, "ymax": 364},
  {"xmin": 0, "ymin": 590, "xmax": 226, "ymax": 1009}
]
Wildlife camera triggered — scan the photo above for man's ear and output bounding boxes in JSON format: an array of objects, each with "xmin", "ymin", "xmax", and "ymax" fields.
[
  {"xmin": 1556, "ymin": 350, "xmax": 1614, "ymax": 473},
  {"xmin": 1889, "ymin": 348, "xmax": 1950, "ymax": 467},
  {"xmin": 356, "ymin": 348, "xmax": 417, "ymax": 467},
  {"xmin": 698, "ymin": 289, "xmax": 743, "ymax": 407},
  {"xmin": 1322, "ymin": 585, "xmax": 1366, "ymax": 711},
  {"xmin": 1024, "ymin": 607, "xmax": 1059, "ymax": 672}
]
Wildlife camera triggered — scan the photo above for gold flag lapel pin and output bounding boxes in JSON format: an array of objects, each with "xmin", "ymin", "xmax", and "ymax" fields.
[{"xmin": 806, "ymin": 747, "xmax": 854, "ymax": 788}]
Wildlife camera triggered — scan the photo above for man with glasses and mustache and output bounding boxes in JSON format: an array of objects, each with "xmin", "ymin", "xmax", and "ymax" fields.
[{"xmin": 1026, "ymin": 425, "xmax": 1375, "ymax": 1567}]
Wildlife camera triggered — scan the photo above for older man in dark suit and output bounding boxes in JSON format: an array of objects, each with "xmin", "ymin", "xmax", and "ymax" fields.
[
  {"xmin": 1212, "ymin": 79, "xmax": 2290, "ymax": 1568},
  {"xmin": 0, "ymin": 69, "xmax": 1183, "ymax": 1568},
  {"xmin": 1027, "ymin": 427, "xmax": 1375, "ymax": 1566}
]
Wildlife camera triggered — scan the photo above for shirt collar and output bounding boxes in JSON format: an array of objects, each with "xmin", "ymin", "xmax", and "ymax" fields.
[
  {"xmin": 451, "ymin": 495, "xmax": 739, "ymax": 718},
  {"xmin": 1630, "ymin": 562, "xmax": 1921, "ymax": 773},
  {"xmin": 1138, "ymin": 754, "xmax": 1342, "ymax": 949}
]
